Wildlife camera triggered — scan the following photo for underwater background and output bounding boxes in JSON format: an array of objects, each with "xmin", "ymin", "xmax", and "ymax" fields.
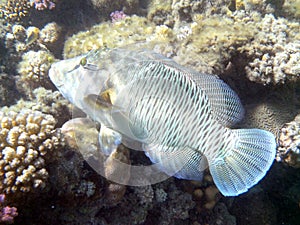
[{"xmin": 0, "ymin": 0, "xmax": 299, "ymax": 224}]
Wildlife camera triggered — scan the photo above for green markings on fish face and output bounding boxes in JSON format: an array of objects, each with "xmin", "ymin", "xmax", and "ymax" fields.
[{"xmin": 80, "ymin": 57, "xmax": 87, "ymax": 67}]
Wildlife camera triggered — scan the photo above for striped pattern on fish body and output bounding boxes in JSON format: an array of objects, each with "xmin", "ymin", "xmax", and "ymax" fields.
[
  {"xmin": 49, "ymin": 48, "xmax": 276, "ymax": 196},
  {"xmin": 113, "ymin": 61, "xmax": 223, "ymax": 147},
  {"xmin": 109, "ymin": 58, "xmax": 238, "ymax": 177}
]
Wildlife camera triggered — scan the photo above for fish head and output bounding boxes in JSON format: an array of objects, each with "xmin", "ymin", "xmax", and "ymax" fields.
[{"xmin": 49, "ymin": 53, "xmax": 111, "ymax": 111}]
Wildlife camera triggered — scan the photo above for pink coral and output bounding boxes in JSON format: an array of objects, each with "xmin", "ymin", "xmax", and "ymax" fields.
[
  {"xmin": 110, "ymin": 10, "xmax": 127, "ymax": 23},
  {"xmin": 0, "ymin": 194, "xmax": 18, "ymax": 224},
  {"xmin": 31, "ymin": 0, "xmax": 55, "ymax": 10}
]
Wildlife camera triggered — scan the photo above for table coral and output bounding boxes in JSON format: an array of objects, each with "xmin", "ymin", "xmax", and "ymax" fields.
[{"xmin": 0, "ymin": 109, "xmax": 60, "ymax": 194}]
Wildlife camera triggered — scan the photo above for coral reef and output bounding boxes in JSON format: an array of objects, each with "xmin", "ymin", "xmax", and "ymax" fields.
[
  {"xmin": 173, "ymin": 11, "xmax": 259, "ymax": 74},
  {"xmin": 0, "ymin": 0, "xmax": 32, "ymax": 22},
  {"xmin": 2, "ymin": 87, "xmax": 72, "ymax": 126},
  {"xmin": 39, "ymin": 22, "xmax": 61, "ymax": 46},
  {"xmin": 104, "ymin": 144, "xmax": 130, "ymax": 204},
  {"xmin": 283, "ymin": 0, "xmax": 300, "ymax": 18},
  {"xmin": 0, "ymin": 194, "xmax": 18, "ymax": 224},
  {"xmin": 89, "ymin": 0, "xmax": 140, "ymax": 17},
  {"xmin": 147, "ymin": 0, "xmax": 173, "ymax": 25},
  {"xmin": 3, "ymin": 22, "xmax": 60, "ymax": 74},
  {"xmin": 0, "ymin": 0, "xmax": 299, "ymax": 224},
  {"xmin": 62, "ymin": 8, "xmax": 299, "ymax": 79},
  {"xmin": 241, "ymin": 84, "xmax": 298, "ymax": 134},
  {"xmin": 241, "ymin": 14, "xmax": 299, "ymax": 84},
  {"xmin": 184, "ymin": 173, "xmax": 222, "ymax": 213},
  {"xmin": 277, "ymin": 113, "xmax": 300, "ymax": 168},
  {"xmin": 16, "ymin": 50, "xmax": 56, "ymax": 96},
  {"xmin": 63, "ymin": 15, "xmax": 165, "ymax": 59},
  {"xmin": 0, "ymin": 109, "xmax": 61, "ymax": 194}
]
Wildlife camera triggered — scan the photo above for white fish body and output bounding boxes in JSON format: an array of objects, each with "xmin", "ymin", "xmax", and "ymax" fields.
[{"xmin": 49, "ymin": 47, "xmax": 276, "ymax": 196}]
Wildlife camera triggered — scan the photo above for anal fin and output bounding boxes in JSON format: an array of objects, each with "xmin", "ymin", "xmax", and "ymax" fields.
[{"xmin": 144, "ymin": 144, "xmax": 205, "ymax": 181}]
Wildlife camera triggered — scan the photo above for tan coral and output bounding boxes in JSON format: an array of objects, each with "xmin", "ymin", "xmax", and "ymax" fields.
[
  {"xmin": 241, "ymin": 14, "xmax": 300, "ymax": 84},
  {"xmin": 0, "ymin": 0, "xmax": 32, "ymax": 22},
  {"xmin": 63, "ymin": 15, "xmax": 170, "ymax": 59},
  {"xmin": 17, "ymin": 50, "xmax": 55, "ymax": 96},
  {"xmin": 39, "ymin": 22, "xmax": 61, "ymax": 45},
  {"xmin": 2, "ymin": 87, "xmax": 72, "ymax": 127},
  {"xmin": 0, "ymin": 110, "xmax": 60, "ymax": 194}
]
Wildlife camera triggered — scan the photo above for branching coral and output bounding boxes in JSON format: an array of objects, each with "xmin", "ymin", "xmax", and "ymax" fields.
[
  {"xmin": 0, "ymin": 0, "xmax": 32, "ymax": 22},
  {"xmin": 2, "ymin": 87, "xmax": 72, "ymax": 127},
  {"xmin": 17, "ymin": 50, "xmax": 56, "ymax": 96},
  {"xmin": 4, "ymin": 23, "xmax": 60, "ymax": 75},
  {"xmin": 0, "ymin": 110, "xmax": 61, "ymax": 194}
]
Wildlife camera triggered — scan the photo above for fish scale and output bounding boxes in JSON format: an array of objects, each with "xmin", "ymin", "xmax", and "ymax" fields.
[{"xmin": 49, "ymin": 47, "xmax": 276, "ymax": 196}]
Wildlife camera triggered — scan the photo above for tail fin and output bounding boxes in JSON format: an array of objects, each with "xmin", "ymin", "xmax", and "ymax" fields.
[{"xmin": 209, "ymin": 129, "xmax": 276, "ymax": 196}]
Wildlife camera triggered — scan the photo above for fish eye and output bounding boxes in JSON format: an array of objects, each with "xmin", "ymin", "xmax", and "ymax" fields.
[{"xmin": 80, "ymin": 57, "xmax": 87, "ymax": 66}]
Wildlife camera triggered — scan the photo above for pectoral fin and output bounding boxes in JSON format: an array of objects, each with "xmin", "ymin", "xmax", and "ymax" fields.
[
  {"xmin": 84, "ymin": 88, "xmax": 117, "ymax": 111},
  {"xmin": 99, "ymin": 125, "xmax": 122, "ymax": 155}
]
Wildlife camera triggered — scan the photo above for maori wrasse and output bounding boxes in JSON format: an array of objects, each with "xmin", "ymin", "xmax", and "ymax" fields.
[{"xmin": 49, "ymin": 47, "xmax": 276, "ymax": 196}]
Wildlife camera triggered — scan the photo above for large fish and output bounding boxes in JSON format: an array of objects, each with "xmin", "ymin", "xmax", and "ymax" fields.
[{"xmin": 49, "ymin": 47, "xmax": 276, "ymax": 196}]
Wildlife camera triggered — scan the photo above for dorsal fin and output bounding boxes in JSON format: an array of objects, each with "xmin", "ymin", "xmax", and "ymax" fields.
[
  {"xmin": 108, "ymin": 48, "xmax": 244, "ymax": 127},
  {"xmin": 189, "ymin": 72, "xmax": 244, "ymax": 127},
  {"xmin": 131, "ymin": 50, "xmax": 245, "ymax": 127}
]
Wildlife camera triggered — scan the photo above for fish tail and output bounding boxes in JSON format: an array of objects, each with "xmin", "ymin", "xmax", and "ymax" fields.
[{"xmin": 209, "ymin": 129, "xmax": 276, "ymax": 196}]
